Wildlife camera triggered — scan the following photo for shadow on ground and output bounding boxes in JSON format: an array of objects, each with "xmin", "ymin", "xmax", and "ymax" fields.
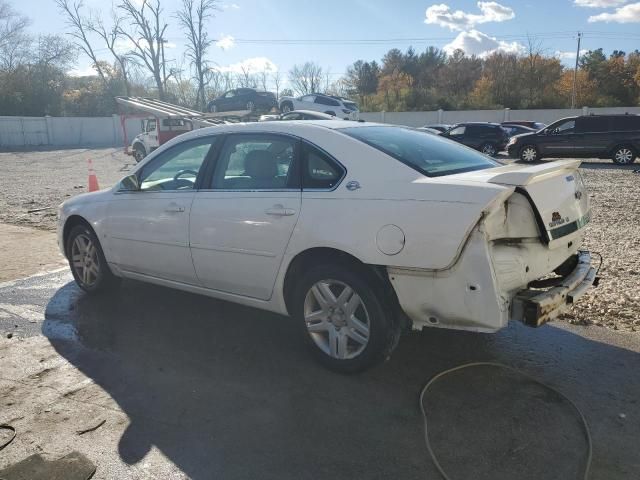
[{"xmin": 43, "ymin": 279, "xmax": 639, "ymax": 480}]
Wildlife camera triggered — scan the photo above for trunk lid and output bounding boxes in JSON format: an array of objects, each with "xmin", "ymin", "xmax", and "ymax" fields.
[{"xmin": 450, "ymin": 160, "xmax": 590, "ymax": 245}]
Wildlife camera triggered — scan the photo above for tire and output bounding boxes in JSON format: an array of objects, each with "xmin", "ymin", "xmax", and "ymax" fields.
[
  {"xmin": 281, "ymin": 102, "xmax": 293, "ymax": 113},
  {"xmin": 66, "ymin": 224, "xmax": 120, "ymax": 294},
  {"xmin": 246, "ymin": 101, "xmax": 255, "ymax": 112},
  {"xmin": 519, "ymin": 144, "xmax": 539, "ymax": 162},
  {"xmin": 611, "ymin": 145, "xmax": 636, "ymax": 165},
  {"xmin": 292, "ymin": 263, "xmax": 399, "ymax": 373},
  {"xmin": 480, "ymin": 142, "xmax": 497, "ymax": 156},
  {"xmin": 133, "ymin": 145, "xmax": 146, "ymax": 163}
]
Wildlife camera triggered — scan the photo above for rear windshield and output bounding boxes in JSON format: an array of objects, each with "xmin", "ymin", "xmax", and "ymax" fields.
[{"xmin": 341, "ymin": 126, "xmax": 498, "ymax": 177}]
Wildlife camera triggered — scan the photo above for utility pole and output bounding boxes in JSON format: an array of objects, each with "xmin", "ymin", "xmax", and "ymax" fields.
[{"xmin": 571, "ymin": 32, "xmax": 582, "ymax": 109}]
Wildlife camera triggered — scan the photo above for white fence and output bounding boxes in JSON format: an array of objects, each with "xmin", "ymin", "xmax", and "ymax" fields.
[
  {"xmin": 359, "ymin": 106, "xmax": 640, "ymax": 127},
  {"xmin": 0, "ymin": 115, "xmax": 143, "ymax": 148}
]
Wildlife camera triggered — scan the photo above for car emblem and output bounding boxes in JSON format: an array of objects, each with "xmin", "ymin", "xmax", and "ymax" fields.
[
  {"xmin": 551, "ymin": 212, "xmax": 561, "ymax": 222},
  {"xmin": 346, "ymin": 181, "xmax": 361, "ymax": 191}
]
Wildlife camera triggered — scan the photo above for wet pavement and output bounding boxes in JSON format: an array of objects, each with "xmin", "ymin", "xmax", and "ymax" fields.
[{"xmin": 0, "ymin": 270, "xmax": 639, "ymax": 479}]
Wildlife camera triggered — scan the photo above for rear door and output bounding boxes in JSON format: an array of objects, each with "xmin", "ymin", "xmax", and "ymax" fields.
[
  {"xmin": 189, "ymin": 133, "xmax": 301, "ymax": 300},
  {"xmin": 575, "ymin": 116, "xmax": 610, "ymax": 156}
]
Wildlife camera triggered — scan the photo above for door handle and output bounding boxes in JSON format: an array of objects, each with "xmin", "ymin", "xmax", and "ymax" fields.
[
  {"xmin": 165, "ymin": 203, "xmax": 185, "ymax": 213},
  {"xmin": 265, "ymin": 205, "xmax": 296, "ymax": 216}
]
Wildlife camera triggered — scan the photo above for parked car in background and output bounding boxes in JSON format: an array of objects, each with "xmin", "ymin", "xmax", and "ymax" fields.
[
  {"xmin": 422, "ymin": 124, "xmax": 451, "ymax": 133},
  {"xmin": 208, "ymin": 88, "xmax": 277, "ymax": 113},
  {"xmin": 502, "ymin": 121, "xmax": 546, "ymax": 130},
  {"xmin": 440, "ymin": 122, "xmax": 510, "ymax": 156},
  {"xmin": 502, "ymin": 124, "xmax": 537, "ymax": 137},
  {"xmin": 279, "ymin": 93, "xmax": 359, "ymax": 119},
  {"xmin": 507, "ymin": 114, "xmax": 640, "ymax": 164},
  {"xmin": 259, "ymin": 110, "xmax": 337, "ymax": 122},
  {"xmin": 58, "ymin": 121, "xmax": 596, "ymax": 372}
]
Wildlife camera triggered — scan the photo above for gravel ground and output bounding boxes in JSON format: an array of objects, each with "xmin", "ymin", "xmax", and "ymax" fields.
[
  {"xmin": 0, "ymin": 147, "xmax": 134, "ymax": 230},
  {"xmin": 0, "ymin": 148, "xmax": 637, "ymax": 331}
]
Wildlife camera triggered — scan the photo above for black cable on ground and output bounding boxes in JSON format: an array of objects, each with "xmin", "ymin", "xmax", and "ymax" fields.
[
  {"xmin": 0, "ymin": 425, "xmax": 16, "ymax": 452},
  {"xmin": 419, "ymin": 362, "xmax": 593, "ymax": 480}
]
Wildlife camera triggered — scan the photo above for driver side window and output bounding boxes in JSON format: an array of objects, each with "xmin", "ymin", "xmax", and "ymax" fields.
[
  {"xmin": 553, "ymin": 119, "xmax": 575, "ymax": 134},
  {"xmin": 139, "ymin": 137, "xmax": 216, "ymax": 192}
]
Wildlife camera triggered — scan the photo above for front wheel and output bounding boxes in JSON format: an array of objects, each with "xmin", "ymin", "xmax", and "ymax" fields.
[
  {"xmin": 66, "ymin": 225, "xmax": 119, "ymax": 293},
  {"xmin": 133, "ymin": 145, "xmax": 146, "ymax": 163},
  {"xmin": 293, "ymin": 263, "xmax": 399, "ymax": 373},
  {"xmin": 612, "ymin": 145, "xmax": 636, "ymax": 165},
  {"xmin": 519, "ymin": 145, "xmax": 539, "ymax": 162},
  {"xmin": 480, "ymin": 142, "xmax": 497, "ymax": 156}
]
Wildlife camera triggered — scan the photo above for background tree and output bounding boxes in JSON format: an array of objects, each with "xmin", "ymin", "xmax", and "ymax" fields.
[
  {"xmin": 118, "ymin": 0, "xmax": 171, "ymax": 100},
  {"xmin": 176, "ymin": 0, "xmax": 218, "ymax": 110},
  {"xmin": 288, "ymin": 62, "xmax": 323, "ymax": 95}
]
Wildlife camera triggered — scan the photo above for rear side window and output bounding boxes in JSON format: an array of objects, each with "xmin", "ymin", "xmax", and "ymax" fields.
[
  {"xmin": 611, "ymin": 116, "xmax": 640, "ymax": 131},
  {"xmin": 576, "ymin": 117, "xmax": 609, "ymax": 133},
  {"xmin": 302, "ymin": 143, "xmax": 345, "ymax": 190},
  {"xmin": 342, "ymin": 126, "xmax": 498, "ymax": 177}
]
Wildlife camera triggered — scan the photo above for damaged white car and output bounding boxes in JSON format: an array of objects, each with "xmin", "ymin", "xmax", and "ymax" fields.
[{"xmin": 57, "ymin": 121, "xmax": 597, "ymax": 372}]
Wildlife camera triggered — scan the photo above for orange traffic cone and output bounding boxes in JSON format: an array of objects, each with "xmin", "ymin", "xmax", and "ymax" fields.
[{"xmin": 88, "ymin": 159, "xmax": 100, "ymax": 192}]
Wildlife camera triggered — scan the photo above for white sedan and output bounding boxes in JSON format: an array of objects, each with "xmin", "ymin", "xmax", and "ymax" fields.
[{"xmin": 58, "ymin": 121, "xmax": 597, "ymax": 372}]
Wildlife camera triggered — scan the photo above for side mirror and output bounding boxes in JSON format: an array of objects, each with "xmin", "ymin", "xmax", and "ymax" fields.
[{"xmin": 119, "ymin": 173, "xmax": 140, "ymax": 192}]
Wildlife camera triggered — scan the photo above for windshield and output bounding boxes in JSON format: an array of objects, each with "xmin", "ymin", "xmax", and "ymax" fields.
[{"xmin": 341, "ymin": 126, "xmax": 499, "ymax": 177}]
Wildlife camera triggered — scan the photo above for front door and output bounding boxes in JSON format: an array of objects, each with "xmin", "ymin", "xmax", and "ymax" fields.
[
  {"xmin": 190, "ymin": 133, "xmax": 301, "ymax": 300},
  {"xmin": 107, "ymin": 136, "xmax": 218, "ymax": 284},
  {"xmin": 540, "ymin": 118, "xmax": 578, "ymax": 157}
]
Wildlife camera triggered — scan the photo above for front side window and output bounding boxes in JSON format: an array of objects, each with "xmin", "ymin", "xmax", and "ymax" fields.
[
  {"xmin": 448, "ymin": 125, "xmax": 466, "ymax": 136},
  {"xmin": 146, "ymin": 120, "xmax": 157, "ymax": 132},
  {"xmin": 302, "ymin": 143, "xmax": 345, "ymax": 190},
  {"xmin": 342, "ymin": 126, "xmax": 498, "ymax": 177},
  {"xmin": 301, "ymin": 95, "xmax": 316, "ymax": 103},
  {"xmin": 139, "ymin": 137, "xmax": 215, "ymax": 191},
  {"xmin": 550, "ymin": 119, "xmax": 575, "ymax": 134},
  {"xmin": 211, "ymin": 134, "xmax": 298, "ymax": 190},
  {"xmin": 224, "ymin": 90, "xmax": 236, "ymax": 98}
]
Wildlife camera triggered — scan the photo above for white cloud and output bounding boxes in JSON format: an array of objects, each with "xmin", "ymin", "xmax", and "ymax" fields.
[
  {"xmin": 443, "ymin": 29, "xmax": 524, "ymax": 57},
  {"xmin": 425, "ymin": 1, "xmax": 515, "ymax": 31},
  {"xmin": 574, "ymin": 0, "xmax": 627, "ymax": 7},
  {"xmin": 213, "ymin": 57, "xmax": 277, "ymax": 74},
  {"xmin": 555, "ymin": 49, "xmax": 588, "ymax": 60},
  {"xmin": 588, "ymin": 2, "xmax": 640, "ymax": 22},
  {"xmin": 216, "ymin": 34, "xmax": 235, "ymax": 50},
  {"xmin": 69, "ymin": 65, "xmax": 97, "ymax": 77}
]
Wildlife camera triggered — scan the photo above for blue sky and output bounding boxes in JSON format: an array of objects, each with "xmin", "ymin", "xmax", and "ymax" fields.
[{"xmin": 13, "ymin": 0, "xmax": 640, "ymax": 85}]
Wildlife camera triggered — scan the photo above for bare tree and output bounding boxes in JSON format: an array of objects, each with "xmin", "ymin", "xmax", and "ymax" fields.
[
  {"xmin": 0, "ymin": 1, "xmax": 29, "ymax": 50},
  {"xmin": 55, "ymin": 0, "xmax": 108, "ymax": 86},
  {"xmin": 236, "ymin": 65, "xmax": 256, "ymax": 88},
  {"xmin": 117, "ymin": 0, "xmax": 170, "ymax": 99},
  {"xmin": 88, "ymin": 12, "xmax": 136, "ymax": 95},
  {"xmin": 176, "ymin": 0, "xmax": 218, "ymax": 110},
  {"xmin": 272, "ymin": 70, "xmax": 282, "ymax": 100},
  {"xmin": 288, "ymin": 62, "xmax": 322, "ymax": 95}
]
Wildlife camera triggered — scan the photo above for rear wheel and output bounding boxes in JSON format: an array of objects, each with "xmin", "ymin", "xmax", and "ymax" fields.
[
  {"xmin": 66, "ymin": 224, "xmax": 119, "ymax": 293},
  {"xmin": 133, "ymin": 145, "xmax": 146, "ymax": 163},
  {"xmin": 519, "ymin": 145, "xmax": 539, "ymax": 162},
  {"xmin": 612, "ymin": 145, "xmax": 636, "ymax": 165},
  {"xmin": 480, "ymin": 142, "xmax": 497, "ymax": 156},
  {"xmin": 293, "ymin": 263, "xmax": 399, "ymax": 373}
]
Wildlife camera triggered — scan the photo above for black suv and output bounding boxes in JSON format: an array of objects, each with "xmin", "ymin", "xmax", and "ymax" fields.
[
  {"xmin": 507, "ymin": 114, "xmax": 640, "ymax": 164},
  {"xmin": 208, "ymin": 88, "xmax": 277, "ymax": 113},
  {"xmin": 441, "ymin": 122, "xmax": 509, "ymax": 156}
]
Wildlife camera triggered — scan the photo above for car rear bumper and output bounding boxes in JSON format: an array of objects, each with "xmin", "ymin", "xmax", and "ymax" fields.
[{"xmin": 511, "ymin": 251, "xmax": 598, "ymax": 327}]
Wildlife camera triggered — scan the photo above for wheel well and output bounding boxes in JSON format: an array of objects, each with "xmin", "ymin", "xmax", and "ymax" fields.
[
  {"xmin": 62, "ymin": 215, "xmax": 93, "ymax": 257},
  {"xmin": 133, "ymin": 142, "xmax": 145, "ymax": 152},
  {"xmin": 282, "ymin": 247, "xmax": 403, "ymax": 323},
  {"xmin": 610, "ymin": 143, "xmax": 636, "ymax": 155}
]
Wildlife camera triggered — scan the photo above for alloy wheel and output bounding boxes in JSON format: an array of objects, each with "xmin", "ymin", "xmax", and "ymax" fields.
[
  {"xmin": 71, "ymin": 233, "xmax": 100, "ymax": 287},
  {"xmin": 521, "ymin": 146, "xmax": 537, "ymax": 162},
  {"xmin": 614, "ymin": 148, "xmax": 633, "ymax": 164},
  {"xmin": 481, "ymin": 144, "xmax": 496, "ymax": 156},
  {"xmin": 303, "ymin": 280, "xmax": 370, "ymax": 360}
]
